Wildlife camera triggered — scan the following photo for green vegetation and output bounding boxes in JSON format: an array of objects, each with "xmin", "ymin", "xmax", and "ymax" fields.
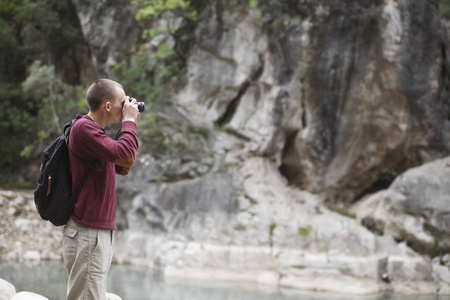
[
  {"xmin": 133, "ymin": 0, "xmax": 202, "ymax": 59},
  {"xmin": 249, "ymin": 0, "xmax": 258, "ymax": 9},
  {"xmin": 431, "ymin": 240, "xmax": 444, "ymax": 259},
  {"xmin": 371, "ymin": 167, "xmax": 399, "ymax": 185},
  {"xmin": 269, "ymin": 221, "xmax": 277, "ymax": 236},
  {"xmin": 0, "ymin": 0, "xmax": 89, "ymax": 182},
  {"xmin": 335, "ymin": 208, "xmax": 356, "ymax": 219},
  {"xmin": 19, "ymin": 60, "xmax": 85, "ymax": 158},
  {"xmin": 0, "ymin": 0, "xmax": 212, "ymax": 184},
  {"xmin": 111, "ymin": 49, "xmax": 212, "ymax": 160},
  {"xmin": 134, "ymin": 0, "xmax": 198, "ymax": 40},
  {"xmin": 381, "ymin": 167, "xmax": 399, "ymax": 178},
  {"xmin": 441, "ymin": 0, "xmax": 450, "ymax": 18},
  {"xmin": 298, "ymin": 226, "xmax": 312, "ymax": 236},
  {"xmin": 111, "ymin": 0, "xmax": 212, "ymax": 161},
  {"xmin": 314, "ymin": 204, "xmax": 323, "ymax": 215},
  {"xmin": 374, "ymin": 229, "xmax": 384, "ymax": 236},
  {"xmin": 129, "ymin": 0, "xmax": 205, "ymax": 94},
  {"xmin": 112, "ymin": 53, "xmax": 162, "ymax": 105}
]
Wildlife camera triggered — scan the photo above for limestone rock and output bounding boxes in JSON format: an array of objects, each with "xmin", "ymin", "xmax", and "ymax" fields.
[
  {"xmin": 388, "ymin": 156, "xmax": 450, "ymax": 251},
  {"xmin": 386, "ymin": 243, "xmax": 433, "ymax": 282},
  {"xmin": 115, "ymin": 158, "xmax": 397, "ymax": 294},
  {"xmin": 433, "ymin": 258, "xmax": 450, "ymax": 284},
  {"xmin": 120, "ymin": 172, "xmax": 236, "ymax": 235},
  {"xmin": 177, "ymin": 0, "xmax": 450, "ymax": 204},
  {"xmin": 71, "ymin": 0, "xmax": 139, "ymax": 77},
  {"xmin": 352, "ymin": 157, "xmax": 450, "ymax": 254},
  {"xmin": 114, "ymin": 153, "xmax": 450, "ymax": 295},
  {"xmin": 0, "ymin": 278, "xmax": 16, "ymax": 300}
]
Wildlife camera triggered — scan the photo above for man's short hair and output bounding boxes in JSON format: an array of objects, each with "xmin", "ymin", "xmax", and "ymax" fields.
[{"xmin": 86, "ymin": 79, "xmax": 124, "ymax": 111}]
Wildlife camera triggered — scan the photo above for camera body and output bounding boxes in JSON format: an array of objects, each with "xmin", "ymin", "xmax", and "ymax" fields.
[{"xmin": 129, "ymin": 97, "xmax": 145, "ymax": 113}]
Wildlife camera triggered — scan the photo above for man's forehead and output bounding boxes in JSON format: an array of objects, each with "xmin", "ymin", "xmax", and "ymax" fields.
[{"xmin": 115, "ymin": 87, "xmax": 126, "ymax": 98}]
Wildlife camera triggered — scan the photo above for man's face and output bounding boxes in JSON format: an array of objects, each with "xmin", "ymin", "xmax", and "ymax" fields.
[{"xmin": 110, "ymin": 87, "xmax": 126, "ymax": 124}]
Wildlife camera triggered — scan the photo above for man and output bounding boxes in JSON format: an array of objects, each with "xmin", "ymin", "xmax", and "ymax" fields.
[{"xmin": 62, "ymin": 79, "xmax": 139, "ymax": 300}]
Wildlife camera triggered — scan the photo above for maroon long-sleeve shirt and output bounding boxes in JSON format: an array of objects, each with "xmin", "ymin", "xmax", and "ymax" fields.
[{"xmin": 68, "ymin": 115, "xmax": 138, "ymax": 230}]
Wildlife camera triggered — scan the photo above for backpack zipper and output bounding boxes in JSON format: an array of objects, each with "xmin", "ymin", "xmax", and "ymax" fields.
[{"xmin": 47, "ymin": 175, "xmax": 52, "ymax": 196}]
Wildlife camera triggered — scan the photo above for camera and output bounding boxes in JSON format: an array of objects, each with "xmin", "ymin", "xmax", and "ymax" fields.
[{"xmin": 129, "ymin": 97, "xmax": 145, "ymax": 113}]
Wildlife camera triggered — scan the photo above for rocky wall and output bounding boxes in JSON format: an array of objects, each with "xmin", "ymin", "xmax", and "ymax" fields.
[{"xmin": 67, "ymin": 0, "xmax": 450, "ymax": 295}]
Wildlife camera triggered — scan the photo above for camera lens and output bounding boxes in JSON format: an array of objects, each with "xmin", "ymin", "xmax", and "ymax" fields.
[
  {"xmin": 137, "ymin": 102, "xmax": 145, "ymax": 113},
  {"xmin": 129, "ymin": 97, "xmax": 145, "ymax": 113}
]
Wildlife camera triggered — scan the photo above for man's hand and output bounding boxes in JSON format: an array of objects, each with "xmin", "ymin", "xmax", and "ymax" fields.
[{"xmin": 122, "ymin": 97, "xmax": 140, "ymax": 123}]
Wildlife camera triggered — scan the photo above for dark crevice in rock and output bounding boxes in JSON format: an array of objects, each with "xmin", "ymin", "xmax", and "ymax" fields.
[
  {"xmin": 224, "ymin": 128, "xmax": 252, "ymax": 142},
  {"xmin": 215, "ymin": 81, "xmax": 249, "ymax": 126},
  {"xmin": 355, "ymin": 177, "xmax": 393, "ymax": 202},
  {"xmin": 436, "ymin": 41, "xmax": 450, "ymax": 149},
  {"xmin": 354, "ymin": 160, "xmax": 407, "ymax": 202},
  {"xmin": 278, "ymin": 129, "xmax": 302, "ymax": 186},
  {"xmin": 300, "ymin": 98, "xmax": 307, "ymax": 128},
  {"xmin": 215, "ymin": 59, "xmax": 264, "ymax": 126}
]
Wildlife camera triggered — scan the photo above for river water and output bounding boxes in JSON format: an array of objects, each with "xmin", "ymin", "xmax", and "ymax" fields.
[{"xmin": 0, "ymin": 262, "xmax": 449, "ymax": 300}]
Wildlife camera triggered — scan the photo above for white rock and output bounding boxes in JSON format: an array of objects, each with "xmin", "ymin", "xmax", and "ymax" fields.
[
  {"xmin": 14, "ymin": 218, "xmax": 31, "ymax": 229},
  {"xmin": 10, "ymin": 291, "xmax": 49, "ymax": 300},
  {"xmin": 433, "ymin": 262, "xmax": 450, "ymax": 284},
  {"xmin": 7, "ymin": 207, "xmax": 18, "ymax": 216},
  {"xmin": 13, "ymin": 196, "xmax": 26, "ymax": 207},
  {"xmin": 439, "ymin": 283, "xmax": 450, "ymax": 295},
  {"xmin": 279, "ymin": 275, "xmax": 385, "ymax": 295},
  {"xmin": 106, "ymin": 293, "xmax": 123, "ymax": 300},
  {"xmin": 381, "ymin": 0, "xmax": 402, "ymax": 63},
  {"xmin": 390, "ymin": 281, "xmax": 439, "ymax": 295},
  {"xmin": 443, "ymin": 254, "xmax": 450, "ymax": 265},
  {"xmin": 0, "ymin": 278, "xmax": 16, "ymax": 300},
  {"xmin": 387, "ymin": 251, "xmax": 433, "ymax": 282},
  {"xmin": 23, "ymin": 250, "xmax": 41, "ymax": 262}
]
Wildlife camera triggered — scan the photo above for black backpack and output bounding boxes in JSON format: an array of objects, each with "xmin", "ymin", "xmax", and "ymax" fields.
[{"xmin": 34, "ymin": 119, "xmax": 97, "ymax": 226}]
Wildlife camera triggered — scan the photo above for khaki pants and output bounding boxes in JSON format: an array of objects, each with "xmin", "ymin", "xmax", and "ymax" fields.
[{"xmin": 62, "ymin": 219, "xmax": 113, "ymax": 300}]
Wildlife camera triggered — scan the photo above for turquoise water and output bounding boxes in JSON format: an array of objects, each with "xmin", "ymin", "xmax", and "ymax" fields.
[{"xmin": 0, "ymin": 262, "xmax": 449, "ymax": 300}]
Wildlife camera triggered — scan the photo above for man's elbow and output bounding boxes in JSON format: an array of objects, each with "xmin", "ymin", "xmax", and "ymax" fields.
[
  {"xmin": 116, "ymin": 166, "xmax": 131, "ymax": 176},
  {"xmin": 114, "ymin": 152, "xmax": 137, "ymax": 168}
]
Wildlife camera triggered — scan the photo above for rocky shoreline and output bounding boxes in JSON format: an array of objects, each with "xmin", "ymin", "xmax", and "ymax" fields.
[
  {"xmin": 1, "ymin": 186, "xmax": 449, "ymax": 297},
  {"xmin": 111, "ymin": 156, "xmax": 450, "ymax": 297},
  {"xmin": 0, "ymin": 190, "xmax": 124, "ymax": 299},
  {"xmin": 0, "ymin": 190, "xmax": 62, "ymax": 263},
  {"xmin": 0, "ymin": 189, "xmax": 61, "ymax": 300}
]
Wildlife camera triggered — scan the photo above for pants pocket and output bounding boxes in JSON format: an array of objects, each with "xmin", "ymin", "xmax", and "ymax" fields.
[{"xmin": 90, "ymin": 230, "xmax": 113, "ymax": 274}]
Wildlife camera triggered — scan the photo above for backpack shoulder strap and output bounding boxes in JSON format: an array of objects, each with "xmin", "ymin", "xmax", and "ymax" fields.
[
  {"xmin": 64, "ymin": 118, "xmax": 102, "ymax": 172},
  {"xmin": 72, "ymin": 160, "xmax": 96, "ymax": 200}
]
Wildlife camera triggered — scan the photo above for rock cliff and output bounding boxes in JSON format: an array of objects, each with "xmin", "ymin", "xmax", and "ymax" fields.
[
  {"xmin": 67, "ymin": 0, "xmax": 450, "ymax": 295},
  {"xmin": 177, "ymin": 0, "xmax": 450, "ymax": 203}
]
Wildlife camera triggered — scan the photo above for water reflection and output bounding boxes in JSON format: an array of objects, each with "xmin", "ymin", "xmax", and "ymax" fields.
[{"xmin": 0, "ymin": 262, "xmax": 449, "ymax": 300}]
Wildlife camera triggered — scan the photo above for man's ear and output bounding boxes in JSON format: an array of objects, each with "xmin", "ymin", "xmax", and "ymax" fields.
[{"xmin": 105, "ymin": 101, "xmax": 112, "ymax": 112}]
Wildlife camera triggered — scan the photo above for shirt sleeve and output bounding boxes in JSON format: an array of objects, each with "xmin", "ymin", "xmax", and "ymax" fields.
[{"xmin": 78, "ymin": 120, "xmax": 138, "ymax": 175}]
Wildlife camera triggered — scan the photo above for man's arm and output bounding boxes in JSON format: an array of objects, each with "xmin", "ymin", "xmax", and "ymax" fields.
[
  {"xmin": 114, "ymin": 98, "xmax": 140, "ymax": 175},
  {"xmin": 76, "ymin": 98, "xmax": 140, "ymax": 175},
  {"xmin": 78, "ymin": 121, "xmax": 137, "ymax": 163}
]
